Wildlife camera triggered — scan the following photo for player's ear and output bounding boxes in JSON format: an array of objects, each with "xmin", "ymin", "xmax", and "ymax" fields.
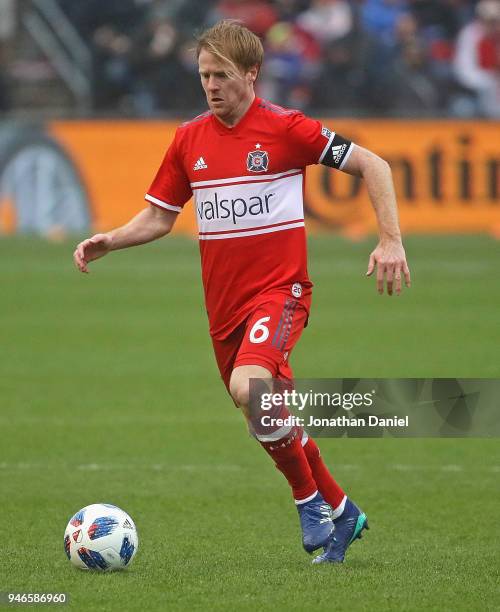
[{"xmin": 247, "ymin": 64, "xmax": 259, "ymax": 84}]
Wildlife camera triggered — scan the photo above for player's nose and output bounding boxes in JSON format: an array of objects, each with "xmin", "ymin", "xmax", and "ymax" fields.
[{"xmin": 207, "ymin": 76, "xmax": 219, "ymax": 91}]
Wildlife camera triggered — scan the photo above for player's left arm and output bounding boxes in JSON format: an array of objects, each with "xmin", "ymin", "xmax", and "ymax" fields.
[{"xmin": 341, "ymin": 145, "xmax": 411, "ymax": 296}]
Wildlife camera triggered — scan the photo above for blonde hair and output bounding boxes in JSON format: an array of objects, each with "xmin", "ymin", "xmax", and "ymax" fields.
[{"xmin": 196, "ymin": 20, "xmax": 264, "ymax": 78}]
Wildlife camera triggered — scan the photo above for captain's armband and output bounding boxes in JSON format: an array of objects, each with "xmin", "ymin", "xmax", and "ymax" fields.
[{"xmin": 318, "ymin": 129, "xmax": 354, "ymax": 170}]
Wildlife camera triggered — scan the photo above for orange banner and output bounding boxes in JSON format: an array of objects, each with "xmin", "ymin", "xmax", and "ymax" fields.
[
  {"xmin": 4, "ymin": 119, "xmax": 497, "ymax": 237},
  {"xmin": 49, "ymin": 121, "xmax": 196, "ymax": 235},
  {"xmin": 303, "ymin": 120, "xmax": 500, "ymax": 236}
]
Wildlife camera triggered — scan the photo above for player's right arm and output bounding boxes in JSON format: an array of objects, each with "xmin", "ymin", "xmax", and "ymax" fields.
[
  {"xmin": 75, "ymin": 127, "xmax": 192, "ymax": 274},
  {"xmin": 73, "ymin": 204, "xmax": 177, "ymax": 274}
]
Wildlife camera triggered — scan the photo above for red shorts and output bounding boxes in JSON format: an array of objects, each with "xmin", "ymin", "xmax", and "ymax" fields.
[{"xmin": 211, "ymin": 292, "xmax": 311, "ymax": 391}]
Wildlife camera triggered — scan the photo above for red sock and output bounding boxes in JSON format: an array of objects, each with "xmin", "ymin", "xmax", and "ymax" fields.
[
  {"xmin": 260, "ymin": 429, "xmax": 318, "ymax": 502},
  {"xmin": 302, "ymin": 437, "xmax": 345, "ymax": 510}
]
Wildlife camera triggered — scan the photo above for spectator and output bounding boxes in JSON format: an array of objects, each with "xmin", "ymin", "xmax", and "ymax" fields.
[
  {"xmin": 409, "ymin": 0, "xmax": 471, "ymax": 42},
  {"xmin": 258, "ymin": 20, "xmax": 321, "ymax": 108},
  {"xmin": 360, "ymin": 0, "xmax": 409, "ymax": 48},
  {"xmin": 296, "ymin": 0, "xmax": 354, "ymax": 46},
  {"xmin": 173, "ymin": 0, "xmax": 217, "ymax": 35},
  {"xmin": 130, "ymin": 16, "xmax": 180, "ymax": 113},
  {"xmin": 310, "ymin": 17, "xmax": 400, "ymax": 114},
  {"xmin": 309, "ymin": 34, "xmax": 364, "ymax": 112},
  {"xmin": 453, "ymin": 0, "xmax": 500, "ymax": 117},
  {"xmin": 206, "ymin": 0, "xmax": 278, "ymax": 36},
  {"xmin": 131, "ymin": 16, "xmax": 206, "ymax": 113},
  {"xmin": 67, "ymin": 0, "xmax": 152, "ymax": 111},
  {"xmin": 409, "ymin": 0, "xmax": 472, "ymax": 87},
  {"xmin": 274, "ymin": 0, "xmax": 312, "ymax": 22},
  {"xmin": 91, "ymin": 25, "xmax": 134, "ymax": 110},
  {"xmin": 390, "ymin": 13, "xmax": 440, "ymax": 112}
]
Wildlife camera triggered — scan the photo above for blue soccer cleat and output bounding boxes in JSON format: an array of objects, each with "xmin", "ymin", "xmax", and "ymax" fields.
[
  {"xmin": 312, "ymin": 498, "xmax": 369, "ymax": 564},
  {"xmin": 297, "ymin": 492, "xmax": 335, "ymax": 553}
]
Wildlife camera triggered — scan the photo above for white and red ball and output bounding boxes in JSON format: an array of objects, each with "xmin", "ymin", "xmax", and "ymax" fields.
[{"xmin": 64, "ymin": 504, "xmax": 138, "ymax": 571}]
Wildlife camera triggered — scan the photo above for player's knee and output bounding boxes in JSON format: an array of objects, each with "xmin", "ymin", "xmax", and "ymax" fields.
[
  {"xmin": 229, "ymin": 365, "xmax": 273, "ymax": 417},
  {"xmin": 229, "ymin": 378, "xmax": 250, "ymax": 410}
]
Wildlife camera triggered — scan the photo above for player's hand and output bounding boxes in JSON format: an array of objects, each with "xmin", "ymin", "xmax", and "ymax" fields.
[
  {"xmin": 73, "ymin": 233, "xmax": 112, "ymax": 273},
  {"xmin": 366, "ymin": 239, "xmax": 411, "ymax": 296}
]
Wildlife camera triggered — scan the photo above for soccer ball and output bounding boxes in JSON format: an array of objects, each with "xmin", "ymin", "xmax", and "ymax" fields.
[{"xmin": 64, "ymin": 503, "xmax": 138, "ymax": 571}]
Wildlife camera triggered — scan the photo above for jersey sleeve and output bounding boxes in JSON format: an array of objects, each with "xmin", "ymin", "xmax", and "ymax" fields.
[
  {"xmin": 145, "ymin": 130, "xmax": 192, "ymax": 212},
  {"xmin": 286, "ymin": 113, "xmax": 354, "ymax": 170}
]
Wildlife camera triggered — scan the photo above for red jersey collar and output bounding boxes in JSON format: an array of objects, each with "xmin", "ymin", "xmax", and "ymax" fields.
[{"xmin": 211, "ymin": 96, "xmax": 260, "ymax": 135}]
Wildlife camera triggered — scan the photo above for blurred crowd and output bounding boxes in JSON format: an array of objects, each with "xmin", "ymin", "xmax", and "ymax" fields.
[{"xmin": 4, "ymin": 0, "xmax": 500, "ymax": 117}]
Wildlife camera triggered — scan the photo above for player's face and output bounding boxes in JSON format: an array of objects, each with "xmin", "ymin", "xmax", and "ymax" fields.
[{"xmin": 198, "ymin": 48, "xmax": 258, "ymax": 127}]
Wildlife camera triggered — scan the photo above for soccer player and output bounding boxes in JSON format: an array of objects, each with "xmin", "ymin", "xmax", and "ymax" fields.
[{"xmin": 74, "ymin": 20, "xmax": 411, "ymax": 564}]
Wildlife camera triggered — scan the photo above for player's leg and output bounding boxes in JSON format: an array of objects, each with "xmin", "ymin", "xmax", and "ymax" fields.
[
  {"xmin": 229, "ymin": 297, "xmax": 315, "ymax": 504},
  {"xmin": 229, "ymin": 364, "xmax": 334, "ymax": 553},
  {"xmin": 230, "ymin": 364, "xmax": 317, "ymax": 504},
  {"xmin": 228, "ymin": 295, "xmax": 337, "ymax": 552},
  {"xmin": 299, "ymin": 430, "xmax": 369, "ymax": 563},
  {"xmin": 273, "ymin": 336, "xmax": 370, "ymax": 562},
  {"xmin": 232, "ymin": 364, "xmax": 368, "ymax": 562},
  {"xmin": 301, "ymin": 436, "xmax": 346, "ymax": 519},
  {"xmin": 212, "ymin": 294, "xmax": 368, "ymax": 559},
  {"xmin": 272, "ymin": 332, "xmax": 348, "ymax": 522}
]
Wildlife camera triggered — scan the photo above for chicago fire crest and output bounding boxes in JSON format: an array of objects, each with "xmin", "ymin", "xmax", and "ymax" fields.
[{"xmin": 247, "ymin": 150, "xmax": 269, "ymax": 173}]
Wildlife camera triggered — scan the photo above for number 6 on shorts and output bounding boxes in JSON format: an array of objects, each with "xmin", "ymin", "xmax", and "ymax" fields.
[{"xmin": 249, "ymin": 316, "xmax": 270, "ymax": 344}]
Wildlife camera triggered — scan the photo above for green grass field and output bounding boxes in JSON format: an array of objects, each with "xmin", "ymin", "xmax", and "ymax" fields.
[{"xmin": 1, "ymin": 235, "xmax": 499, "ymax": 611}]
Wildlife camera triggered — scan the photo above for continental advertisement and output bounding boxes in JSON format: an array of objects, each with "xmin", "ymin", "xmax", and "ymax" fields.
[{"xmin": 0, "ymin": 120, "xmax": 498, "ymax": 237}]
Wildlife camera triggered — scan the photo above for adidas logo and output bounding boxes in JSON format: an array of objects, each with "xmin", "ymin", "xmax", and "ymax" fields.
[
  {"xmin": 331, "ymin": 144, "xmax": 347, "ymax": 164},
  {"xmin": 123, "ymin": 519, "xmax": 133, "ymax": 529},
  {"xmin": 193, "ymin": 156, "xmax": 208, "ymax": 171}
]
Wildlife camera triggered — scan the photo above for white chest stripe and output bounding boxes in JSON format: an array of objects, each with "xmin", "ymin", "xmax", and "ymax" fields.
[
  {"xmin": 190, "ymin": 168, "xmax": 302, "ymax": 189},
  {"xmin": 199, "ymin": 221, "xmax": 305, "ymax": 240}
]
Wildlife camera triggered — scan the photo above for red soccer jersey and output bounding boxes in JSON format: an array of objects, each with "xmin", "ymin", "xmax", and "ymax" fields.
[{"xmin": 146, "ymin": 97, "xmax": 353, "ymax": 339}]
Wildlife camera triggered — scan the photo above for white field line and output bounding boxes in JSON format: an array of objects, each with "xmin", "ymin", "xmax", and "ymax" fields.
[
  {"xmin": 0, "ymin": 462, "xmax": 498, "ymax": 473},
  {"xmin": 0, "ymin": 462, "xmax": 242, "ymax": 472},
  {"xmin": 391, "ymin": 463, "xmax": 467, "ymax": 472},
  {"xmin": 0, "ymin": 416, "xmax": 239, "ymax": 425},
  {"xmin": 0, "ymin": 261, "xmax": 200, "ymax": 273}
]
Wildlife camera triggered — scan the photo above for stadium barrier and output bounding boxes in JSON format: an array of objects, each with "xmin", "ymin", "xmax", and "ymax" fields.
[{"xmin": 0, "ymin": 120, "xmax": 499, "ymax": 236}]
